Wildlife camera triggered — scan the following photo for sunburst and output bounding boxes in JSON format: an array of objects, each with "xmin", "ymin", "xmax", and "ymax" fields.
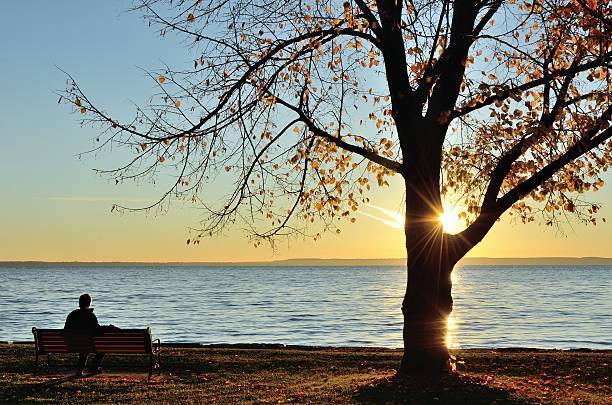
[{"xmin": 439, "ymin": 211, "xmax": 460, "ymax": 233}]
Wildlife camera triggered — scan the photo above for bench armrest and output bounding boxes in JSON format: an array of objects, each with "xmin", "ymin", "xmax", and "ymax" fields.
[{"xmin": 153, "ymin": 338, "xmax": 161, "ymax": 353}]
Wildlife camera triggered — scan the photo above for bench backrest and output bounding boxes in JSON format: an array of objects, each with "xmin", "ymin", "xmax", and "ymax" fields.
[{"xmin": 32, "ymin": 328, "xmax": 153, "ymax": 354}]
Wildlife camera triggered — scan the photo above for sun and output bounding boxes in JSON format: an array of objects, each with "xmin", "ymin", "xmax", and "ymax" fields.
[{"xmin": 439, "ymin": 211, "xmax": 461, "ymax": 233}]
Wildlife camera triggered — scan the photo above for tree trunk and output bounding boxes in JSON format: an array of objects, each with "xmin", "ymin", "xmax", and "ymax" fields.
[
  {"xmin": 399, "ymin": 232, "xmax": 457, "ymax": 374},
  {"xmin": 398, "ymin": 149, "xmax": 461, "ymax": 375}
]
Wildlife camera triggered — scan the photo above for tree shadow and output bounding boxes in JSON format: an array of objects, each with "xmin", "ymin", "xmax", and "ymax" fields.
[
  {"xmin": 1, "ymin": 374, "xmax": 79, "ymax": 403},
  {"xmin": 1, "ymin": 371, "xmax": 158, "ymax": 404},
  {"xmin": 353, "ymin": 373, "xmax": 528, "ymax": 404}
]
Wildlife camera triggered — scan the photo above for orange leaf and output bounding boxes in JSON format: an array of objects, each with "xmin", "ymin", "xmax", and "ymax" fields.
[
  {"xmin": 158, "ymin": 75, "xmax": 165, "ymax": 84},
  {"xmin": 174, "ymin": 99, "xmax": 181, "ymax": 108},
  {"xmin": 75, "ymin": 98, "xmax": 82, "ymax": 107},
  {"xmin": 187, "ymin": 13, "xmax": 195, "ymax": 23}
]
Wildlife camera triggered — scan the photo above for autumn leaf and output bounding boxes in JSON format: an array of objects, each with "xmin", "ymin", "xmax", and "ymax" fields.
[
  {"xmin": 174, "ymin": 99, "xmax": 181, "ymax": 108},
  {"xmin": 74, "ymin": 98, "xmax": 82, "ymax": 107},
  {"xmin": 187, "ymin": 13, "xmax": 195, "ymax": 23},
  {"xmin": 158, "ymin": 74, "xmax": 165, "ymax": 84}
]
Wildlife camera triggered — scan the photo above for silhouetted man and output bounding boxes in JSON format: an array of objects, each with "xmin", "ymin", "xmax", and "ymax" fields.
[{"xmin": 64, "ymin": 293, "xmax": 105, "ymax": 374}]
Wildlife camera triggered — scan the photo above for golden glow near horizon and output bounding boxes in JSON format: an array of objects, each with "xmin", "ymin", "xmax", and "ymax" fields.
[{"xmin": 1, "ymin": 184, "xmax": 611, "ymax": 262}]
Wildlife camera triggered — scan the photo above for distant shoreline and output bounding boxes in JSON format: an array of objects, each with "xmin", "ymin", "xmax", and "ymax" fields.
[{"xmin": 1, "ymin": 257, "xmax": 612, "ymax": 267}]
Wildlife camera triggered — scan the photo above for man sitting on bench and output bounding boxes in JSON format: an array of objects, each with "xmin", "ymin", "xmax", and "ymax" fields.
[{"xmin": 64, "ymin": 293, "xmax": 117, "ymax": 375}]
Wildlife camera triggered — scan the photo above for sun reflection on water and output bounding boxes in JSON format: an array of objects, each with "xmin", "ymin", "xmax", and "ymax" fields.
[
  {"xmin": 451, "ymin": 268, "xmax": 461, "ymax": 285},
  {"xmin": 447, "ymin": 315, "xmax": 459, "ymax": 348},
  {"xmin": 447, "ymin": 268, "xmax": 461, "ymax": 348}
]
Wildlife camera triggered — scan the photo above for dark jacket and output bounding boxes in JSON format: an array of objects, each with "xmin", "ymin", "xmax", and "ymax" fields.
[{"xmin": 64, "ymin": 308, "xmax": 100, "ymax": 330}]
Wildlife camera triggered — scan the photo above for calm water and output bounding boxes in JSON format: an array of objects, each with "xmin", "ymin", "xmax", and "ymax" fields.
[{"xmin": 1, "ymin": 265, "xmax": 610, "ymax": 349}]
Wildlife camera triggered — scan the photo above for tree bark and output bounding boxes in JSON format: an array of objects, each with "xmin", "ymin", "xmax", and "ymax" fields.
[
  {"xmin": 399, "ymin": 231, "xmax": 457, "ymax": 374},
  {"xmin": 399, "ymin": 143, "xmax": 462, "ymax": 375}
]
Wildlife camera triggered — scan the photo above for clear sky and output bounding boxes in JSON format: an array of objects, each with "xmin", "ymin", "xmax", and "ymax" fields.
[{"xmin": 0, "ymin": 1, "xmax": 610, "ymax": 262}]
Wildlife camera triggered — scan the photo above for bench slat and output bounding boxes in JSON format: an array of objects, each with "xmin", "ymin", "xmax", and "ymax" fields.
[
  {"xmin": 94, "ymin": 337, "xmax": 147, "ymax": 341},
  {"xmin": 40, "ymin": 347, "xmax": 93, "ymax": 353},
  {"xmin": 101, "ymin": 341, "xmax": 146, "ymax": 344},
  {"xmin": 93, "ymin": 340, "xmax": 146, "ymax": 346},
  {"xmin": 41, "ymin": 336, "xmax": 90, "ymax": 339},
  {"xmin": 96, "ymin": 335, "xmax": 147, "ymax": 339},
  {"xmin": 94, "ymin": 345, "xmax": 147, "ymax": 351},
  {"xmin": 93, "ymin": 345, "xmax": 148, "ymax": 349}
]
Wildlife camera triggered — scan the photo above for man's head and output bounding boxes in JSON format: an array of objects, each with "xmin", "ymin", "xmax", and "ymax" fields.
[{"xmin": 79, "ymin": 293, "xmax": 92, "ymax": 309}]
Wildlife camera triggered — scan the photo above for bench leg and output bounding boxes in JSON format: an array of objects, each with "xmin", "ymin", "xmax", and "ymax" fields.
[
  {"xmin": 148, "ymin": 354, "xmax": 153, "ymax": 380},
  {"xmin": 47, "ymin": 354, "xmax": 51, "ymax": 374},
  {"xmin": 34, "ymin": 353, "xmax": 39, "ymax": 375},
  {"xmin": 157, "ymin": 350, "xmax": 161, "ymax": 376}
]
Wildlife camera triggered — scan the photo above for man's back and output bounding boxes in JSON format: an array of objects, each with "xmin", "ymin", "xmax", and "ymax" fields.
[{"xmin": 64, "ymin": 308, "xmax": 99, "ymax": 330}]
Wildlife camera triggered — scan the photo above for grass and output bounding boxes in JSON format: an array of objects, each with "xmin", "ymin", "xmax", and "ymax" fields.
[{"xmin": 0, "ymin": 344, "xmax": 610, "ymax": 404}]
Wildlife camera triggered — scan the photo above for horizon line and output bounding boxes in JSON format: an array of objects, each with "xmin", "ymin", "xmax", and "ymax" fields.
[{"xmin": 1, "ymin": 256, "xmax": 612, "ymax": 266}]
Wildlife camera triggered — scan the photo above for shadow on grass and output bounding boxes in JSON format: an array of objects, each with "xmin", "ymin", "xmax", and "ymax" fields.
[
  {"xmin": 353, "ymin": 373, "xmax": 527, "ymax": 405},
  {"xmin": 1, "ymin": 372, "xmax": 160, "ymax": 404},
  {"xmin": 1, "ymin": 374, "xmax": 80, "ymax": 403}
]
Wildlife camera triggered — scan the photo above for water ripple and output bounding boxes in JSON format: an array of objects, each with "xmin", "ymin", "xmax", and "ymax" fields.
[{"xmin": 0, "ymin": 265, "xmax": 610, "ymax": 349}]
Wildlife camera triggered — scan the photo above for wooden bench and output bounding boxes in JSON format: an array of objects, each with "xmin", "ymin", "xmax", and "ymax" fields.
[{"xmin": 32, "ymin": 327, "xmax": 161, "ymax": 378}]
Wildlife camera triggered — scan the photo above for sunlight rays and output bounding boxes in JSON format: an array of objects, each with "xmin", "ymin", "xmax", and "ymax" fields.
[
  {"xmin": 358, "ymin": 204, "xmax": 405, "ymax": 229},
  {"xmin": 359, "ymin": 203, "xmax": 464, "ymax": 234}
]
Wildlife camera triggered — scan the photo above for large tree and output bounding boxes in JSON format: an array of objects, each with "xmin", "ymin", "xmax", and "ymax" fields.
[{"xmin": 63, "ymin": 0, "xmax": 611, "ymax": 374}]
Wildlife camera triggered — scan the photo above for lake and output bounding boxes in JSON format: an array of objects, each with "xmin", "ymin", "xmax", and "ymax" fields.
[{"xmin": 1, "ymin": 265, "xmax": 610, "ymax": 349}]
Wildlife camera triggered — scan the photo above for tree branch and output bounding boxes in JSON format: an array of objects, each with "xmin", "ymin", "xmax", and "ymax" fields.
[
  {"xmin": 455, "ymin": 106, "xmax": 612, "ymax": 252},
  {"xmin": 273, "ymin": 95, "xmax": 404, "ymax": 174},
  {"xmin": 425, "ymin": 0, "xmax": 478, "ymax": 125},
  {"xmin": 354, "ymin": 0, "xmax": 383, "ymax": 38},
  {"xmin": 451, "ymin": 52, "xmax": 612, "ymax": 120}
]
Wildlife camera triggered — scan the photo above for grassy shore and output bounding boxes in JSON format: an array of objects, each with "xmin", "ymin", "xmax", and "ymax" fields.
[{"xmin": 1, "ymin": 344, "xmax": 610, "ymax": 404}]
